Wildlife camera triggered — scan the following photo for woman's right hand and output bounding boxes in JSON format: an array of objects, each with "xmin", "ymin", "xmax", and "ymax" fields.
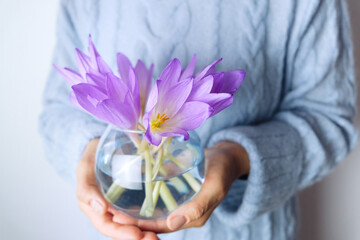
[{"xmin": 76, "ymin": 138, "xmax": 159, "ymax": 240}]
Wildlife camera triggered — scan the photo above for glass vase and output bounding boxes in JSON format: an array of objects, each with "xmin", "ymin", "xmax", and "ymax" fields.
[{"xmin": 95, "ymin": 125, "xmax": 205, "ymax": 220}]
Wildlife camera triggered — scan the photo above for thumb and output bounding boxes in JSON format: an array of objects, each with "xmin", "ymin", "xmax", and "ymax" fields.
[
  {"xmin": 166, "ymin": 148, "xmax": 232, "ymax": 230},
  {"xmin": 166, "ymin": 173, "xmax": 225, "ymax": 230}
]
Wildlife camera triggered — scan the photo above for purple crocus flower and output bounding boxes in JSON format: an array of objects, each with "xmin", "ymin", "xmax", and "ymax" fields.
[
  {"xmin": 55, "ymin": 35, "xmax": 245, "ymax": 144},
  {"xmin": 117, "ymin": 53, "xmax": 154, "ymax": 118},
  {"xmin": 54, "ymin": 35, "xmax": 111, "ymax": 89},
  {"xmin": 182, "ymin": 56, "xmax": 246, "ymax": 116},
  {"xmin": 143, "ymin": 57, "xmax": 245, "ymax": 145},
  {"xmin": 72, "ymin": 75, "xmax": 139, "ymax": 130},
  {"xmin": 143, "ymin": 60, "xmax": 214, "ymax": 146},
  {"xmin": 54, "ymin": 35, "xmax": 153, "ymax": 130}
]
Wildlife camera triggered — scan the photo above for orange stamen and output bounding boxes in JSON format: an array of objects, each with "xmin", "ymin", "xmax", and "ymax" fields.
[{"xmin": 150, "ymin": 113, "xmax": 170, "ymax": 130}]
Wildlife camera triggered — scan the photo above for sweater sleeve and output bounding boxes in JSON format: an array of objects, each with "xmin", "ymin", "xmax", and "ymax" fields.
[
  {"xmin": 39, "ymin": 0, "xmax": 106, "ymax": 182},
  {"xmin": 207, "ymin": 0, "xmax": 358, "ymax": 225}
]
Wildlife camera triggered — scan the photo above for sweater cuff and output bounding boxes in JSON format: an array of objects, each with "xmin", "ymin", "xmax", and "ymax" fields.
[{"xmin": 207, "ymin": 120, "xmax": 303, "ymax": 226}]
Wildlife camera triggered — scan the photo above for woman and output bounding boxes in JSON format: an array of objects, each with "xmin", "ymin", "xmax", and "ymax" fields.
[{"xmin": 40, "ymin": 0, "xmax": 357, "ymax": 239}]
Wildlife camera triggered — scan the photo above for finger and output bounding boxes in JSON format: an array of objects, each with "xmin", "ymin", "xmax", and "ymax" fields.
[
  {"xmin": 137, "ymin": 218, "xmax": 169, "ymax": 233},
  {"xmin": 112, "ymin": 210, "xmax": 139, "ymax": 225},
  {"xmin": 166, "ymin": 180, "xmax": 221, "ymax": 230},
  {"xmin": 183, "ymin": 199, "xmax": 217, "ymax": 229},
  {"xmin": 114, "ymin": 231, "xmax": 158, "ymax": 240},
  {"xmin": 113, "ymin": 213, "xmax": 169, "ymax": 234},
  {"xmin": 76, "ymin": 158, "xmax": 107, "ymax": 214},
  {"xmin": 142, "ymin": 231, "xmax": 160, "ymax": 240},
  {"xmin": 166, "ymin": 151, "xmax": 228, "ymax": 230},
  {"xmin": 77, "ymin": 183, "xmax": 108, "ymax": 214},
  {"xmin": 80, "ymin": 202, "xmax": 145, "ymax": 240}
]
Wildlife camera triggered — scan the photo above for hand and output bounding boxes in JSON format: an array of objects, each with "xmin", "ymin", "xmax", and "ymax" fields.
[
  {"xmin": 76, "ymin": 138, "xmax": 159, "ymax": 240},
  {"xmin": 112, "ymin": 141, "xmax": 250, "ymax": 233}
]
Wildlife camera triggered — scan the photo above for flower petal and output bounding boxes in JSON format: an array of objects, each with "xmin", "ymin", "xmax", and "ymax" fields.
[
  {"xmin": 135, "ymin": 61, "xmax": 153, "ymax": 91},
  {"xmin": 159, "ymin": 58, "xmax": 182, "ymax": 89},
  {"xmin": 142, "ymin": 109, "xmax": 152, "ymax": 126},
  {"xmin": 220, "ymin": 70, "xmax": 246, "ymax": 94},
  {"xmin": 96, "ymin": 56, "xmax": 112, "ymax": 74},
  {"xmin": 72, "ymin": 83, "xmax": 107, "ymax": 116},
  {"xmin": 156, "ymin": 77, "xmax": 193, "ymax": 118},
  {"xmin": 53, "ymin": 64, "xmax": 83, "ymax": 85},
  {"xmin": 98, "ymin": 97, "xmax": 138, "ymax": 129},
  {"xmin": 194, "ymin": 93, "xmax": 233, "ymax": 116},
  {"xmin": 69, "ymin": 91, "xmax": 83, "ymax": 110},
  {"xmin": 145, "ymin": 124, "xmax": 162, "ymax": 146},
  {"xmin": 136, "ymin": 61, "xmax": 153, "ymax": 100},
  {"xmin": 88, "ymin": 35, "xmax": 112, "ymax": 74},
  {"xmin": 159, "ymin": 127, "xmax": 190, "ymax": 140},
  {"xmin": 88, "ymin": 34, "xmax": 99, "ymax": 61},
  {"xmin": 75, "ymin": 48, "xmax": 93, "ymax": 78},
  {"xmin": 195, "ymin": 58, "xmax": 222, "ymax": 81},
  {"xmin": 145, "ymin": 80, "xmax": 160, "ymax": 113},
  {"xmin": 136, "ymin": 61, "xmax": 153, "ymax": 116},
  {"xmin": 180, "ymin": 54, "xmax": 196, "ymax": 81},
  {"xmin": 117, "ymin": 53, "xmax": 132, "ymax": 85},
  {"xmin": 210, "ymin": 72, "xmax": 224, "ymax": 93},
  {"xmin": 86, "ymin": 73, "xmax": 106, "ymax": 89},
  {"xmin": 188, "ymin": 75, "xmax": 213, "ymax": 100},
  {"xmin": 209, "ymin": 94, "xmax": 233, "ymax": 116},
  {"xmin": 164, "ymin": 101, "xmax": 213, "ymax": 131},
  {"xmin": 128, "ymin": 67, "xmax": 140, "ymax": 114},
  {"xmin": 105, "ymin": 73, "xmax": 129, "ymax": 102}
]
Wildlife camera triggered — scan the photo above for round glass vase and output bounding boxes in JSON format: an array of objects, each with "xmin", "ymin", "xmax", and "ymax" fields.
[{"xmin": 95, "ymin": 125, "xmax": 205, "ymax": 220}]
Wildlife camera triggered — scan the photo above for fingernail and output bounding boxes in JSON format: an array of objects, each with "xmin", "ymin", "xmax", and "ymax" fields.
[
  {"xmin": 90, "ymin": 199, "xmax": 104, "ymax": 213},
  {"xmin": 168, "ymin": 215, "xmax": 187, "ymax": 230}
]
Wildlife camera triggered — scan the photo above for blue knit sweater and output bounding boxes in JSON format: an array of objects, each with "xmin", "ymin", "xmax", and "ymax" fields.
[{"xmin": 39, "ymin": 0, "xmax": 358, "ymax": 239}]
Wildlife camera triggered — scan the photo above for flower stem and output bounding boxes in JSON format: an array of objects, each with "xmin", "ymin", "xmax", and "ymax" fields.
[
  {"xmin": 151, "ymin": 180, "xmax": 179, "ymax": 213},
  {"xmin": 138, "ymin": 123, "xmax": 146, "ymax": 132},
  {"xmin": 104, "ymin": 133, "xmax": 143, "ymax": 204},
  {"xmin": 167, "ymin": 154, "xmax": 201, "ymax": 193},
  {"xmin": 183, "ymin": 172, "xmax": 201, "ymax": 192},
  {"xmin": 169, "ymin": 177, "xmax": 189, "ymax": 194},
  {"xmin": 104, "ymin": 133, "xmax": 199, "ymax": 218},
  {"xmin": 105, "ymin": 180, "xmax": 125, "ymax": 203},
  {"xmin": 152, "ymin": 181, "xmax": 162, "ymax": 207},
  {"xmin": 159, "ymin": 182, "xmax": 178, "ymax": 212},
  {"xmin": 152, "ymin": 147, "xmax": 164, "ymax": 180},
  {"xmin": 139, "ymin": 146, "xmax": 154, "ymax": 217},
  {"xmin": 151, "ymin": 137, "xmax": 168, "ymax": 155},
  {"xmin": 167, "ymin": 154, "xmax": 185, "ymax": 168}
]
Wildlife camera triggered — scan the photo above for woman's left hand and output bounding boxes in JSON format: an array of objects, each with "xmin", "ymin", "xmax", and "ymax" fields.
[{"xmin": 112, "ymin": 141, "xmax": 250, "ymax": 233}]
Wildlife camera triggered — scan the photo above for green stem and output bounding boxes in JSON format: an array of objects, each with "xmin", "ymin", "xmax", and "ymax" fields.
[
  {"xmin": 183, "ymin": 172, "xmax": 201, "ymax": 192},
  {"xmin": 159, "ymin": 182, "xmax": 178, "ymax": 212},
  {"xmin": 105, "ymin": 180, "xmax": 125, "ymax": 203},
  {"xmin": 167, "ymin": 154, "xmax": 185, "ymax": 168},
  {"xmin": 151, "ymin": 137, "xmax": 167, "ymax": 155},
  {"xmin": 167, "ymin": 154, "xmax": 201, "ymax": 193},
  {"xmin": 152, "ymin": 181, "xmax": 162, "ymax": 207},
  {"xmin": 139, "ymin": 146, "xmax": 154, "ymax": 217},
  {"xmin": 152, "ymin": 147, "xmax": 164, "ymax": 180},
  {"xmin": 104, "ymin": 133, "xmax": 142, "ymax": 204},
  {"xmin": 169, "ymin": 176, "xmax": 189, "ymax": 194}
]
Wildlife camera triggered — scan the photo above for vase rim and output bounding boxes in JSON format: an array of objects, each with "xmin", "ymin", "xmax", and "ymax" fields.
[{"xmin": 110, "ymin": 124, "xmax": 146, "ymax": 134}]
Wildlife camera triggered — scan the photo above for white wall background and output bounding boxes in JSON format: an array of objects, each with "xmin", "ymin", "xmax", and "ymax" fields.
[{"xmin": 0, "ymin": 0, "xmax": 359, "ymax": 239}]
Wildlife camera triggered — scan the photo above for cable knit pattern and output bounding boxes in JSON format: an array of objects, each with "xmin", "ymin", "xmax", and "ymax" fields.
[{"xmin": 39, "ymin": 0, "xmax": 357, "ymax": 239}]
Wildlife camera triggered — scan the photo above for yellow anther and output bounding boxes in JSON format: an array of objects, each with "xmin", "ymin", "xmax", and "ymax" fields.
[{"xmin": 150, "ymin": 113, "xmax": 170, "ymax": 130}]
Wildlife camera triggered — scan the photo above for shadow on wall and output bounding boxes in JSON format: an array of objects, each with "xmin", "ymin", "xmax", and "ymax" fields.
[{"xmin": 298, "ymin": 1, "xmax": 360, "ymax": 239}]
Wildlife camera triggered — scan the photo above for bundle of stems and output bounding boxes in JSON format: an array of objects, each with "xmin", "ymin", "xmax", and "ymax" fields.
[{"xmin": 105, "ymin": 134, "xmax": 201, "ymax": 218}]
